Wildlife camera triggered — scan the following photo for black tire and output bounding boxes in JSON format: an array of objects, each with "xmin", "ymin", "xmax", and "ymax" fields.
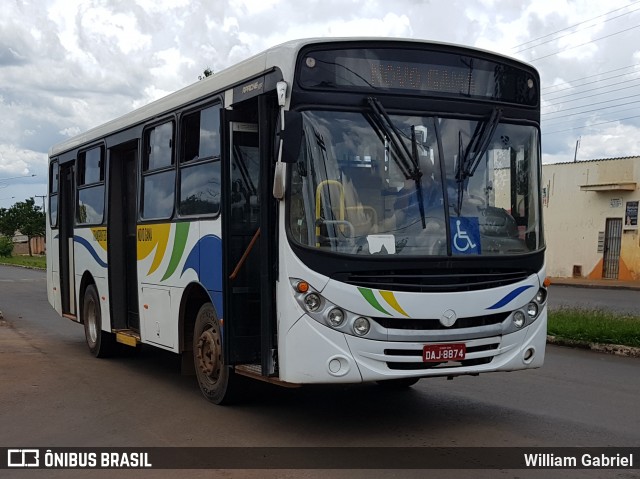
[
  {"xmin": 376, "ymin": 377, "xmax": 420, "ymax": 390},
  {"xmin": 83, "ymin": 284, "xmax": 116, "ymax": 358},
  {"xmin": 193, "ymin": 303, "xmax": 236, "ymax": 404}
]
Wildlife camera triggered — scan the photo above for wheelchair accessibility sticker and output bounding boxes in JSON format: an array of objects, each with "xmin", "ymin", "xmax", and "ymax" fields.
[{"xmin": 450, "ymin": 217, "xmax": 481, "ymax": 254}]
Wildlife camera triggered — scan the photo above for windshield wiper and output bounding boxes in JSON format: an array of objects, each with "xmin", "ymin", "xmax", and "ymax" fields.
[
  {"xmin": 455, "ymin": 107, "xmax": 502, "ymax": 214},
  {"xmin": 365, "ymin": 97, "xmax": 426, "ymax": 228}
]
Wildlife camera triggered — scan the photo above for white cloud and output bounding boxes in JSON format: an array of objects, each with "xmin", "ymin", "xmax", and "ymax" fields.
[{"xmin": 0, "ymin": 0, "xmax": 639, "ymax": 203}]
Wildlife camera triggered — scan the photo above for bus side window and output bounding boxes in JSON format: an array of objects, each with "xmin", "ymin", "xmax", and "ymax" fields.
[
  {"xmin": 77, "ymin": 146, "xmax": 105, "ymax": 225},
  {"xmin": 178, "ymin": 105, "xmax": 221, "ymax": 217},
  {"xmin": 141, "ymin": 121, "xmax": 175, "ymax": 220}
]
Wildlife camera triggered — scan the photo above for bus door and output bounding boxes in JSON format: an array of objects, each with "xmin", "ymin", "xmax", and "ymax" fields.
[
  {"xmin": 107, "ymin": 141, "xmax": 140, "ymax": 331},
  {"xmin": 221, "ymin": 95, "xmax": 277, "ymax": 375},
  {"xmin": 58, "ymin": 162, "xmax": 76, "ymax": 317}
]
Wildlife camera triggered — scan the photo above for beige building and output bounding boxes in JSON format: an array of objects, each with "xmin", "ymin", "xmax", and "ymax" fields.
[{"xmin": 542, "ymin": 156, "xmax": 640, "ymax": 281}]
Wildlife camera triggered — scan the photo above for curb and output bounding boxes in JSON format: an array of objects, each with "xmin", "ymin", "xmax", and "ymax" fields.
[
  {"xmin": 549, "ymin": 281, "xmax": 640, "ymax": 291},
  {"xmin": 547, "ymin": 335, "xmax": 640, "ymax": 358}
]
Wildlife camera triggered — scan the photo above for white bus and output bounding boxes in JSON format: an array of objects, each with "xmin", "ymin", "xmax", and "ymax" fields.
[{"xmin": 47, "ymin": 38, "xmax": 547, "ymax": 404}]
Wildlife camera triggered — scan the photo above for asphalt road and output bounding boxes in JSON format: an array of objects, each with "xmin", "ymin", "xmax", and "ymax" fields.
[
  {"xmin": 1, "ymin": 265, "xmax": 639, "ymax": 479},
  {"xmin": 548, "ymin": 284, "xmax": 640, "ymax": 316}
]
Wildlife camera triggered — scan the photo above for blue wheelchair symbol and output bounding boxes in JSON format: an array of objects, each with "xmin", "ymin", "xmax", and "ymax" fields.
[{"xmin": 450, "ymin": 217, "xmax": 481, "ymax": 254}]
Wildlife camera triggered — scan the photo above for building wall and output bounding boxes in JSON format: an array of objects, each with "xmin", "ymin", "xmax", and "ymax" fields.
[
  {"xmin": 542, "ymin": 157, "xmax": 640, "ymax": 280},
  {"xmin": 12, "ymin": 237, "xmax": 46, "ymax": 256}
]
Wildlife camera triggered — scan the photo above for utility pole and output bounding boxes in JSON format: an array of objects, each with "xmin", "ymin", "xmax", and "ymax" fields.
[
  {"xmin": 35, "ymin": 195, "xmax": 46, "ymax": 213},
  {"xmin": 573, "ymin": 136, "xmax": 581, "ymax": 163}
]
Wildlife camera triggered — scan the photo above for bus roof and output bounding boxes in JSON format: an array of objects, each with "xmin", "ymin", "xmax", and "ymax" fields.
[{"xmin": 49, "ymin": 37, "xmax": 534, "ymax": 158}]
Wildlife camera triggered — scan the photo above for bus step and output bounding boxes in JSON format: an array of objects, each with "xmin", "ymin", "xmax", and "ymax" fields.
[
  {"xmin": 114, "ymin": 330, "xmax": 140, "ymax": 348},
  {"xmin": 235, "ymin": 365, "xmax": 301, "ymax": 388}
]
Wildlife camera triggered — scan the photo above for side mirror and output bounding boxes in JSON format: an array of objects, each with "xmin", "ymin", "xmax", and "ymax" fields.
[{"xmin": 279, "ymin": 110, "xmax": 302, "ymax": 164}]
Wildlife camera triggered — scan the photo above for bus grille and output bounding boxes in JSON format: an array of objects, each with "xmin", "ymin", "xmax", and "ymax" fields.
[
  {"xmin": 372, "ymin": 312, "xmax": 509, "ymax": 331},
  {"xmin": 334, "ymin": 270, "xmax": 530, "ymax": 293}
]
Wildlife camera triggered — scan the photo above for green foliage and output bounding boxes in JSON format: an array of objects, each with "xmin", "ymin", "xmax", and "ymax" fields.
[
  {"xmin": 0, "ymin": 236, "xmax": 14, "ymax": 257},
  {"xmin": 0, "ymin": 207, "xmax": 18, "ymax": 238},
  {"xmin": 548, "ymin": 309, "xmax": 640, "ymax": 348},
  {"xmin": 0, "ymin": 198, "xmax": 45, "ymax": 256},
  {"xmin": 0, "ymin": 253, "xmax": 46, "ymax": 269}
]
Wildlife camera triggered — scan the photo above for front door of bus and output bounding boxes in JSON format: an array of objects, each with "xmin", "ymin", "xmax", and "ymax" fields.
[
  {"xmin": 59, "ymin": 163, "xmax": 76, "ymax": 316},
  {"xmin": 107, "ymin": 141, "xmax": 140, "ymax": 331},
  {"xmin": 221, "ymin": 96, "xmax": 277, "ymax": 374},
  {"xmin": 223, "ymin": 119, "xmax": 262, "ymax": 365}
]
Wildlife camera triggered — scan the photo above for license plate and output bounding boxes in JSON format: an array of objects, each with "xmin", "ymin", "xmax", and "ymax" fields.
[{"xmin": 423, "ymin": 343, "xmax": 466, "ymax": 362}]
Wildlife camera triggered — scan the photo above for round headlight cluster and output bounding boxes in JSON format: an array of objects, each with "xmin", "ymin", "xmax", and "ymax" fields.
[
  {"xmin": 327, "ymin": 308, "xmax": 345, "ymax": 327},
  {"xmin": 304, "ymin": 293, "xmax": 321, "ymax": 312},
  {"xmin": 513, "ymin": 286, "xmax": 547, "ymax": 328},
  {"xmin": 353, "ymin": 317, "xmax": 370, "ymax": 336},
  {"xmin": 291, "ymin": 278, "xmax": 374, "ymax": 338}
]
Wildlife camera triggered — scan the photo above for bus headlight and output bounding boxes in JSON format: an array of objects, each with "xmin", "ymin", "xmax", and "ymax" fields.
[
  {"xmin": 513, "ymin": 310, "xmax": 526, "ymax": 328},
  {"xmin": 327, "ymin": 308, "xmax": 345, "ymax": 328},
  {"xmin": 535, "ymin": 288, "xmax": 547, "ymax": 304},
  {"xmin": 304, "ymin": 293, "xmax": 322, "ymax": 312},
  {"xmin": 353, "ymin": 317, "xmax": 370, "ymax": 336},
  {"xmin": 526, "ymin": 302, "xmax": 539, "ymax": 318}
]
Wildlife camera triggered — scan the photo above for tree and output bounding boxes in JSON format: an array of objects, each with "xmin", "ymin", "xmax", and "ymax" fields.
[
  {"xmin": 198, "ymin": 67, "xmax": 213, "ymax": 80},
  {"xmin": 0, "ymin": 198, "xmax": 45, "ymax": 256},
  {"xmin": 0, "ymin": 207, "xmax": 18, "ymax": 238}
]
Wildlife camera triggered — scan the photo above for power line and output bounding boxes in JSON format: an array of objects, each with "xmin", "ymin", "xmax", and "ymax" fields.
[
  {"xmin": 512, "ymin": 0, "xmax": 640, "ymax": 50},
  {"xmin": 513, "ymin": 5, "xmax": 640, "ymax": 54},
  {"xmin": 541, "ymin": 64, "xmax": 639, "ymax": 91},
  {"xmin": 529, "ymin": 24, "xmax": 640, "ymax": 62},
  {"xmin": 542, "ymin": 104, "xmax": 640, "ymax": 128},
  {"xmin": 542, "ymin": 69, "xmax": 640, "ymax": 94},
  {"xmin": 544, "ymin": 77, "xmax": 640, "ymax": 102},
  {"xmin": 542, "ymin": 95, "xmax": 640, "ymax": 116},
  {"xmin": 544, "ymin": 114, "xmax": 640, "ymax": 134},
  {"xmin": 542, "ymin": 100, "xmax": 640, "ymax": 122}
]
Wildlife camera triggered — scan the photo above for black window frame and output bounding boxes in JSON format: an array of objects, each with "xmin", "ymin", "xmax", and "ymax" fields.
[
  {"xmin": 140, "ymin": 119, "xmax": 176, "ymax": 221},
  {"xmin": 49, "ymin": 160, "xmax": 59, "ymax": 228},
  {"xmin": 177, "ymin": 103, "xmax": 222, "ymax": 218},
  {"xmin": 76, "ymin": 145, "xmax": 106, "ymax": 226}
]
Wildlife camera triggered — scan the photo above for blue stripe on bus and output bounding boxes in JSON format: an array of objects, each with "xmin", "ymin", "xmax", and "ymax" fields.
[
  {"xmin": 182, "ymin": 234, "xmax": 224, "ymax": 316},
  {"xmin": 73, "ymin": 236, "xmax": 108, "ymax": 268},
  {"xmin": 486, "ymin": 285, "xmax": 533, "ymax": 310}
]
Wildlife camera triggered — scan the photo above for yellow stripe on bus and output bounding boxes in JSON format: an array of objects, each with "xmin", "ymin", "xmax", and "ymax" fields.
[{"xmin": 380, "ymin": 290, "xmax": 409, "ymax": 317}]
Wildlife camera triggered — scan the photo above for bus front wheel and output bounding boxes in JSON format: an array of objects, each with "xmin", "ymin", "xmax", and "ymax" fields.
[
  {"xmin": 193, "ymin": 303, "xmax": 236, "ymax": 404},
  {"xmin": 82, "ymin": 284, "xmax": 116, "ymax": 358}
]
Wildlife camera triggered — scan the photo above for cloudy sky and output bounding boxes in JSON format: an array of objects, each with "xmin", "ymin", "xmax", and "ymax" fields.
[{"xmin": 1, "ymin": 0, "xmax": 639, "ymax": 208}]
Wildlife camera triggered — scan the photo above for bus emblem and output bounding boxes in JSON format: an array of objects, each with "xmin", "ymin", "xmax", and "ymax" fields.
[{"xmin": 440, "ymin": 309, "xmax": 457, "ymax": 328}]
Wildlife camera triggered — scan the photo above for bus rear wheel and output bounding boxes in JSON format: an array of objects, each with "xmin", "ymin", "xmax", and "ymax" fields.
[
  {"xmin": 83, "ymin": 284, "xmax": 116, "ymax": 358},
  {"xmin": 193, "ymin": 303, "xmax": 236, "ymax": 404}
]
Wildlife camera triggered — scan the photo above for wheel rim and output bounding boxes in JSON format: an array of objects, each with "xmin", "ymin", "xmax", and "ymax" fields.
[
  {"xmin": 87, "ymin": 299, "xmax": 98, "ymax": 344},
  {"xmin": 196, "ymin": 327, "xmax": 221, "ymax": 383}
]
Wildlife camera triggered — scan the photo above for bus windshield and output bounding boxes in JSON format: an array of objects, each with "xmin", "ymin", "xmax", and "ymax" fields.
[{"xmin": 288, "ymin": 109, "xmax": 542, "ymax": 257}]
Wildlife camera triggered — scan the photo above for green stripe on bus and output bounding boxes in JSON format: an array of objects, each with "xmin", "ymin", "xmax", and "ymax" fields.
[
  {"xmin": 357, "ymin": 287, "xmax": 390, "ymax": 316},
  {"xmin": 161, "ymin": 222, "xmax": 191, "ymax": 281}
]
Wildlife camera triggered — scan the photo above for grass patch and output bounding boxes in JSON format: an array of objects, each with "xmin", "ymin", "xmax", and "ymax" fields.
[
  {"xmin": 0, "ymin": 255, "xmax": 46, "ymax": 270},
  {"xmin": 549, "ymin": 309, "xmax": 640, "ymax": 348}
]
